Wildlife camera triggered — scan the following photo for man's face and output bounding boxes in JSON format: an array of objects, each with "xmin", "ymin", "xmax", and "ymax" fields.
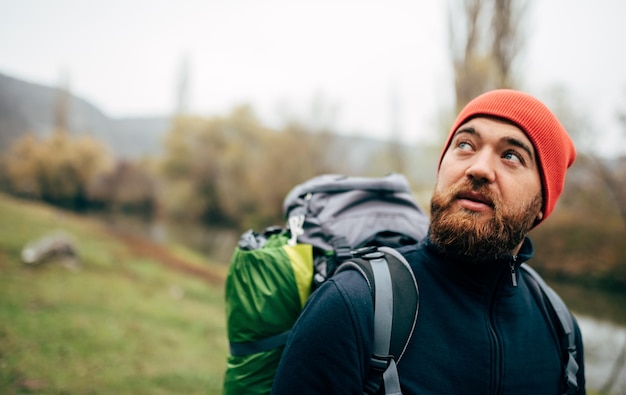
[{"xmin": 429, "ymin": 117, "xmax": 543, "ymax": 262}]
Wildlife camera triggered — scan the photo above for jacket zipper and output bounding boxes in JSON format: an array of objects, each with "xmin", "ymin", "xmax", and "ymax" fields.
[
  {"xmin": 490, "ymin": 256, "xmax": 519, "ymax": 393},
  {"xmin": 510, "ymin": 256, "xmax": 518, "ymax": 287}
]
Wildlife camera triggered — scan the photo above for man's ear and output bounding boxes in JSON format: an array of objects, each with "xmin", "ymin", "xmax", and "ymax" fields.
[{"xmin": 536, "ymin": 211, "xmax": 544, "ymax": 222}]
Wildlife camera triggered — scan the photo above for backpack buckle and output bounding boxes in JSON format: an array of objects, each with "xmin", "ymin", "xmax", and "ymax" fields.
[
  {"xmin": 351, "ymin": 245, "xmax": 380, "ymax": 258},
  {"xmin": 287, "ymin": 214, "xmax": 305, "ymax": 246},
  {"xmin": 369, "ymin": 354, "xmax": 394, "ymax": 374},
  {"xmin": 334, "ymin": 245, "xmax": 353, "ymax": 261}
]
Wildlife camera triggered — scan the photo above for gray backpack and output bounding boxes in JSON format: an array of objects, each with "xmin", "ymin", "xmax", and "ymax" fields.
[
  {"xmin": 283, "ymin": 173, "xmax": 429, "ymax": 288},
  {"xmin": 225, "ymin": 173, "xmax": 428, "ymax": 395},
  {"xmin": 283, "ymin": 173, "xmax": 428, "ymax": 394}
]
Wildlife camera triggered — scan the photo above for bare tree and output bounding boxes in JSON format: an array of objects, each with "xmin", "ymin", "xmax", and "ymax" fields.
[
  {"xmin": 55, "ymin": 69, "xmax": 71, "ymax": 133},
  {"xmin": 491, "ymin": 0, "xmax": 529, "ymax": 88},
  {"xmin": 388, "ymin": 82, "xmax": 406, "ymax": 174},
  {"xmin": 449, "ymin": 0, "xmax": 491, "ymax": 112},
  {"xmin": 448, "ymin": 0, "xmax": 530, "ymax": 111},
  {"xmin": 547, "ymin": 84, "xmax": 626, "ymax": 229},
  {"xmin": 607, "ymin": 88, "xmax": 626, "ymax": 226},
  {"xmin": 175, "ymin": 55, "xmax": 191, "ymax": 116}
]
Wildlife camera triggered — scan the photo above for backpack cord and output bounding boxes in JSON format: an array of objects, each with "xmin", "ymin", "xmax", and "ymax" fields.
[{"xmin": 287, "ymin": 193, "xmax": 312, "ymax": 246}]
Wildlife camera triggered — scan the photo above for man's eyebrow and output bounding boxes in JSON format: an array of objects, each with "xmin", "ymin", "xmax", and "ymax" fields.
[
  {"xmin": 505, "ymin": 137, "xmax": 535, "ymax": 161},
  {"xmin": 452, "ymin": 126, "xmax": 476, "ymax": 138}
]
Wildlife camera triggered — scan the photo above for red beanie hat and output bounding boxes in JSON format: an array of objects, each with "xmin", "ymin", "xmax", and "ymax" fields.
[{"xmin": 440, "ymin": 89, "xmax": 577, "ymax": 224}]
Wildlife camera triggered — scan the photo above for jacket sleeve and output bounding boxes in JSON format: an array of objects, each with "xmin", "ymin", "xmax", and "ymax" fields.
[{"xmin": 271, "ymin": 269, "xmax": 375, "ymax": 395}]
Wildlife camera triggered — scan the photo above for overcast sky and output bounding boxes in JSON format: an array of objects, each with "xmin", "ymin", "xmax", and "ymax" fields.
[{"xmin": 1, "ymin": 0, "xmax": 625, "ymax": 156}]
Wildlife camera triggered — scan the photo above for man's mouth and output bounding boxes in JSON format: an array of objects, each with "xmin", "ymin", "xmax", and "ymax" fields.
[{"xmin": 455, "ymin": 191, "xmax": 494, "ymax": 212}]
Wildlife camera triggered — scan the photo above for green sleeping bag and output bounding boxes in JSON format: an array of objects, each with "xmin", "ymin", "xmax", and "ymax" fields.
[{"xmin": 223, "ymin": 231, "xmax": 313, "ymax": 395}]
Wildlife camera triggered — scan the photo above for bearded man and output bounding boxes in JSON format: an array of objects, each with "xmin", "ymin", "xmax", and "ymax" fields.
[{"xmin": 271, "ymin": 90, "xmax": 586, "ymax": 395}]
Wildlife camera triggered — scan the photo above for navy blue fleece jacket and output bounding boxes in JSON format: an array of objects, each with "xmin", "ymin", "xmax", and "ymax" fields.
[{"xmin": 271, "ymin": 237, "xmax": 585, "ymax": 394}]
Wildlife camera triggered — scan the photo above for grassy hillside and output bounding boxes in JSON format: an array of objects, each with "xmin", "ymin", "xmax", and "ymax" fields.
[{"xmin": 0, "ymin": 193, "xmax": 229, "ymax": 394}]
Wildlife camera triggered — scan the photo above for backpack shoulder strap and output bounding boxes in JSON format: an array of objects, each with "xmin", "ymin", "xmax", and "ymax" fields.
[
  {"xmin": 336, "ymin": 246, "xmax": 419, "ymax": 395},
  {"xmin": 520, "ymin": 263, "xmax": 579, "ymax": 395}
]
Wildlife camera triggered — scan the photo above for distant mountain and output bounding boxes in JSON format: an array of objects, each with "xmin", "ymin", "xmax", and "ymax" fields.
[
  {"xmin": 0, "ymin": 72, "xmax": 169, "ymax": 158},
  {"xmin": 0, "ymin": 72, "xmax": 442, "ymax": 187}
]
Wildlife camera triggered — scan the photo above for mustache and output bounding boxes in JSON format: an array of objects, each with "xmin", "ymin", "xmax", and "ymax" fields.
[{"xmin": 440, "ymin": 179, "xmax": 500, "ymax": 211}]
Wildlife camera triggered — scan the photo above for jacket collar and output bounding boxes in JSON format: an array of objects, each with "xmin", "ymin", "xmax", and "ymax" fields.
[
  {"xmin": 422, "ymin": 235, "xmax": 534, "ymax": 265},
  {"xmin": 420, "ymin": 236, "xmax": 535, "ymax": 293}
]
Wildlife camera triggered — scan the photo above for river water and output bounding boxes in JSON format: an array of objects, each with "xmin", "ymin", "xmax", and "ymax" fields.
[
  {"xmin": 577, "ymin": 316, "xmax": 626, "ymax": 394},
  {"xmin": 93, "ymin": 214, "xmax": 626, "ymax": 394}
]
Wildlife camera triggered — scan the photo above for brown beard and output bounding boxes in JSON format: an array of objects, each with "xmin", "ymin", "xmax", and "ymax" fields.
[{"xmin": 429, "ymin": 179, "xmax": 542, "ymax": 264}]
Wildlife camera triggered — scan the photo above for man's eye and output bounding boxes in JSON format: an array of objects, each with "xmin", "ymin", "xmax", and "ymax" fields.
[
  {"xmin": 457, "ymin": 141, "xmax": 472, "ymax": 150},
  {"xmin": 503, "ymin": 151, "xmax": 523, "ymax": 164}
]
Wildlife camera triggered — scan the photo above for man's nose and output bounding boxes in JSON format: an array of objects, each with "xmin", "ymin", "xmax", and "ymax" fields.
[{"xmin": 465, "ymin": 150, "xmax": 496, "ymax": 184}]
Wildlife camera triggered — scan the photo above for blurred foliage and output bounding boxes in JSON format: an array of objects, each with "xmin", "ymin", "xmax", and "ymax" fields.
[
  {"xmin": 546, "ymin": 85, "xmax": 626, "ymax": 236},
  {"xmin": 0, "ymin": 100, "xmax": 429, "ymax": 229},
  {"xmin": 159, "ymin": 105, "xmax": 342, "ymax": 229},
  {"xmin": 3, "ymin": 130, "xmax": 112, "ymax": 209},
  {"xmin": 88, "ymin": 160, "xmax": 158, "ymax": 215},
  {"xmin": 531, "ymin": 154, "xmax": 626, "ymax": 290}
]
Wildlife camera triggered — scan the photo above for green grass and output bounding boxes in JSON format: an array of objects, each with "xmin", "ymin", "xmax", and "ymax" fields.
[{"xmin": 0, "ymin": 193, "xmax": 228, "ymax": 394}]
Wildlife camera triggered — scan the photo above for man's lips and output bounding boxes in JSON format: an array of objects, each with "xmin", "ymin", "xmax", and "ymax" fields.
[{"xmin": 455, "ymin": 191, "xmax": 494, "ymax": 212}]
